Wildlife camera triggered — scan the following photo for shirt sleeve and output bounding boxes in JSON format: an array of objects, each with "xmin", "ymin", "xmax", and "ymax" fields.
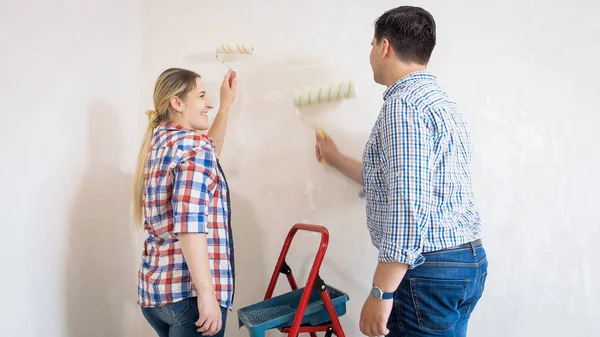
[
  {"xmin": 378, "ymin": 98, "xmax": 432, "ymax": 268},
  {"xmin": 171, "ymin": 144, "xmax": 218, "ymax": 234}
]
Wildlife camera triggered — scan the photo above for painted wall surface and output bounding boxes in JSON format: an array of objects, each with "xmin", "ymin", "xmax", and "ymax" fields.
[
  {"xmin": 0, "ymin": 0, "xmax": 152, "ymax": 336},
  {"xmin": 142, "ymin": 1, "xmax": 600, "ymax": 336}
]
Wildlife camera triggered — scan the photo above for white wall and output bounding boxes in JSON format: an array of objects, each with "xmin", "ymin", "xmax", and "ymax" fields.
[
  {"xmin": 2, "ymin": 0, "xmax": 598, "ymax": 336},
  {"xmin": 0, "ymin": 0, "xmax": 152, "ymax": 336},
  {"xmin": 142, "ymin": 1, "xmax": 600, "ymax": 336}
]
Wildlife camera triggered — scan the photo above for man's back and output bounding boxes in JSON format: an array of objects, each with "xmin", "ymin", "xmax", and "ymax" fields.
[
  {"xmin": 362, "ymin": 70, "xmax": 482, "ymax": 267},
  {"xmin": 392, "ymin": 71, "xmax": 482, "ymax": 253}
]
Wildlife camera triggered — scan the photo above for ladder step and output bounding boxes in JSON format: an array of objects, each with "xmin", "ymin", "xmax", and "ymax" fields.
[{"xmin": 280, "ymin": 324, "xmax": 333, "ymax": 333}]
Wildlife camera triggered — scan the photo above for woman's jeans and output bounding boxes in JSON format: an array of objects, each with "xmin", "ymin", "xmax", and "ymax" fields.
[
  {"xmin": 387, "ymin": 241, "xmax": 488, "ymax": 337},
  {"xmin": 141, "ymin": 297, "xmax": 227, "ymax": 337}
]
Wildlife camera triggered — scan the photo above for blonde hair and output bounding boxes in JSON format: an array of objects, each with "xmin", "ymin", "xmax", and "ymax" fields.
[{"xmin": 133, "ymin": 68, "xmax": 200, "ymax": 227}]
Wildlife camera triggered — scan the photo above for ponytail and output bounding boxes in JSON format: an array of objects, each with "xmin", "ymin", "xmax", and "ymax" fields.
[{"xmin": 132, "ymin": 110, "xmax": 160, "ymax": 227}]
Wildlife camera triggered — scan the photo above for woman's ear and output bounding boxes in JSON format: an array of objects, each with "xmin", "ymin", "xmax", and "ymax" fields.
[{"xmin": 169, "ymin": 96, "xmax": 184, "ymax": 112}]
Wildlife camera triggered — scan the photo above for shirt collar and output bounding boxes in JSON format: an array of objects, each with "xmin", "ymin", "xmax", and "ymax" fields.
[
  {"xmin": 383, "ymin": 70, "xmax": 437, "ymax": 100},
  {"xmin": 154, "ymin": 121, "xmax": 213, "ymax": 143},
  {"xmin": 156, "ymin": 121, "xmax": 184, "ymax": 131}
]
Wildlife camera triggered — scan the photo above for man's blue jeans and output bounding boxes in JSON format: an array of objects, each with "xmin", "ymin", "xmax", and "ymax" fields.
[
  {"xmin": 141, "ymin": 297, "xmax": 228, "ymax": 337},
  {"xmin": 387, "ymin": 242, "xmax": 488, "ymax": 337}
]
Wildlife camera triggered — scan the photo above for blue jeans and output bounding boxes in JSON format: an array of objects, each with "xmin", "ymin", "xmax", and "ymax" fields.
[
  {"xmin": 141, "ymin": 297, "xmax": 228, "ymax": 337},
  {"xmin": 387, "ymin": 242, "xmax": 488, "ymax": 337}
]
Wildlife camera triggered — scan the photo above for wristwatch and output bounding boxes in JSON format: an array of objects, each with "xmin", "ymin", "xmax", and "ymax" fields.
[{"xmin": 371, "ymin": 285, "xmax": 394, "ymax": 300}]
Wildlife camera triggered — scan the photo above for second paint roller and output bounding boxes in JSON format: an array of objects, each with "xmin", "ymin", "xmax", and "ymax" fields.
[
  {"xmin": 293, "ymin": 80, "xmax": 356, "ymax": 108},
  {"xmin": 293, "ymin": 80, "xmax": 357, "ymax": 164}
]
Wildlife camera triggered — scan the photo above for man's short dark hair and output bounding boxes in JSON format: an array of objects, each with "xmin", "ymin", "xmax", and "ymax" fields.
[{"xmin": 374, "ymin": 6, "xmax": 436, "ymax": 65}]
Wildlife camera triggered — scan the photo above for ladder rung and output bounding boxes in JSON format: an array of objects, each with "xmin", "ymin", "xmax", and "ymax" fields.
[{"xmin": 279, "ymin": 324, "xmax": 333, "ymax": 333}]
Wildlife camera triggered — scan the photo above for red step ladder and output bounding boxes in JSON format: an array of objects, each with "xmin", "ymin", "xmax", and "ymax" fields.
[{"xmin": 263, "ymin": 223, "xmax": 347, "ymax": 337}]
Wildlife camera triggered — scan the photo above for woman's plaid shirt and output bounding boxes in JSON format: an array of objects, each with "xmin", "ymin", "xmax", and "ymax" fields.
[{"xmin": 137, "ymin": 122, "xmax": 234, "ymax": 309}]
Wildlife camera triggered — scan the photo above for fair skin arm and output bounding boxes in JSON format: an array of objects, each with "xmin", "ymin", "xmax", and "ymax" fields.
[
  {"xmin": 360, "ymin": 262, "xmax": 408, "ymax": 336},
  {"xmin": 315, "ymin": 132, "xmax": 363, "ymax": 185},
  {"xmin": 171, "ymin": 149, "xmax": 230, "ymax": 336},
  {"xmin": 207, "ymin": 70, "xmax": 237, "ymax": 156},
  {"xmin": 315, "ymin": 131, "xmax": 410, "ymax": 337},
  {"xmin": 178, "ymin": 234, "xmax": 222, "ymax": 336}
]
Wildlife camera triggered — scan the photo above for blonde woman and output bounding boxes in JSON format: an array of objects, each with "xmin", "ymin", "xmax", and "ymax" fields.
[{"xmin": 133, "ymin": 68, "xmax": 237, "ymax": 337}]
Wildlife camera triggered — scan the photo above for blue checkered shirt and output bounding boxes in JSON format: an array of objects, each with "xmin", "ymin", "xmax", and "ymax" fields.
[{"xmin": 360, "ymin": 71, "xmax": 482, "ymax": 268}]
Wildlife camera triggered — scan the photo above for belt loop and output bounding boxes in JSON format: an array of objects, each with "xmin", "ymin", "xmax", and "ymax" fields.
[{"xmin": 469, "ymin": 241, "xmax": 477, "ymax": 256}]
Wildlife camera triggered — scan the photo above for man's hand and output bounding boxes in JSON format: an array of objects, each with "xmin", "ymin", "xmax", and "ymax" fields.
[
  {"xmin": 315, "ymin": 129, "xmax": 341, "ymax": 164},
  {"xmin": 360, "ymin": 295, "xmax": 393, "ymax": 336},
  {"xmin": 314, "ymin": 129, "xmax": 364, "ymax": 185}
]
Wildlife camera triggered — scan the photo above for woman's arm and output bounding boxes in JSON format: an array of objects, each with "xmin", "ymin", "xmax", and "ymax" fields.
[
  {"xmin": 172, "ymin": 145, "xmax": 223, "ymax": 336},
  {"xmin": 178, "ymin": 234, "xmax": 222, "ymax": 335},
  {"xmin": 178, "ymin": 234, "xmax": 215, "ymax": 296},
  {"xmin": 207, "ymin": 70, "xmax": 236, "ymax": 156}
]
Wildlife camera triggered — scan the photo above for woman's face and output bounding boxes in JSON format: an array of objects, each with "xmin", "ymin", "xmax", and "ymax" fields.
[{"xmin": 174, "ymin": 77, "xmax": 214, "ymax": 131}]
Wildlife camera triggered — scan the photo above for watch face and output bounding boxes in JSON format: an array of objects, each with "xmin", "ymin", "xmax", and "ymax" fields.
[{"xmin": 371, "ymin": 286, "xmax": 382, "ymax": 299}]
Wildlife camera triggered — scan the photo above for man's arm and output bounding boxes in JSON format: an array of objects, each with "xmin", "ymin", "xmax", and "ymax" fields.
[
  {"xmin": 328, "ymin": 154, "xmax": 363, "ymax": 185},
  {"xmin": 360, "ymin": 98, "xmax": 433, "ymax": 337},
  {"xmin": 315, "ymin": 132, "xmax": 363, "ymax": 185},
  {"xmin": 373, "ymin": 262, "xmax": 409, "ymax": 293},
  {"xmin": 376, "ymin": 97, "xmax": 433, "ymax": 287}
]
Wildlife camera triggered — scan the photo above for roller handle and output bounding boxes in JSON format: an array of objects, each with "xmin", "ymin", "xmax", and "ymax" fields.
[{"xmin": 316, "ymin": 127, "xmax": 327, "ymax": 165}]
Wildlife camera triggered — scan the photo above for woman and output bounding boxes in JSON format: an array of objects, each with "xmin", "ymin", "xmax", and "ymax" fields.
[{"xmin": 133, "ymin": 67, "xmax": 237, "ymax": 337}]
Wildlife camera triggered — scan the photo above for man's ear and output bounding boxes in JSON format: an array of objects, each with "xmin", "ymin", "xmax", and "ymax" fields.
[{"xmin": 381, "ymin": 38, "xmax": 392, "ymax": 59}]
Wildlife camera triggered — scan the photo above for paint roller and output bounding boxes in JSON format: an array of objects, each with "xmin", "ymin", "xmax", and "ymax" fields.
[
  {"xmin": 292, "ymin": 80, "xmax": 357, "ymax": 163},
  {"xmin": 215, "ymin": 42, "xmax": 254, "ymax": 86},
  {"xmin": 216, "ymin": 42, "xmax": 254, "ymax": 55},
  {"xmin": 293, "ymin": 80, "xmax": 356, "ymax": 109}
]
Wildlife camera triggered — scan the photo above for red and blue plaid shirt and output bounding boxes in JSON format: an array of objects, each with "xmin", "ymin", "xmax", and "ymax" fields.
[{"xmin": 137, "ymin": 122, "xmax": 234, "ymax": 309}]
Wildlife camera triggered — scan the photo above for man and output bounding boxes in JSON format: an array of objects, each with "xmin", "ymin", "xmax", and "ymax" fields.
[{"xmin": 315, "ymin": 6, "xmax": 488, "ymax": 337}]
